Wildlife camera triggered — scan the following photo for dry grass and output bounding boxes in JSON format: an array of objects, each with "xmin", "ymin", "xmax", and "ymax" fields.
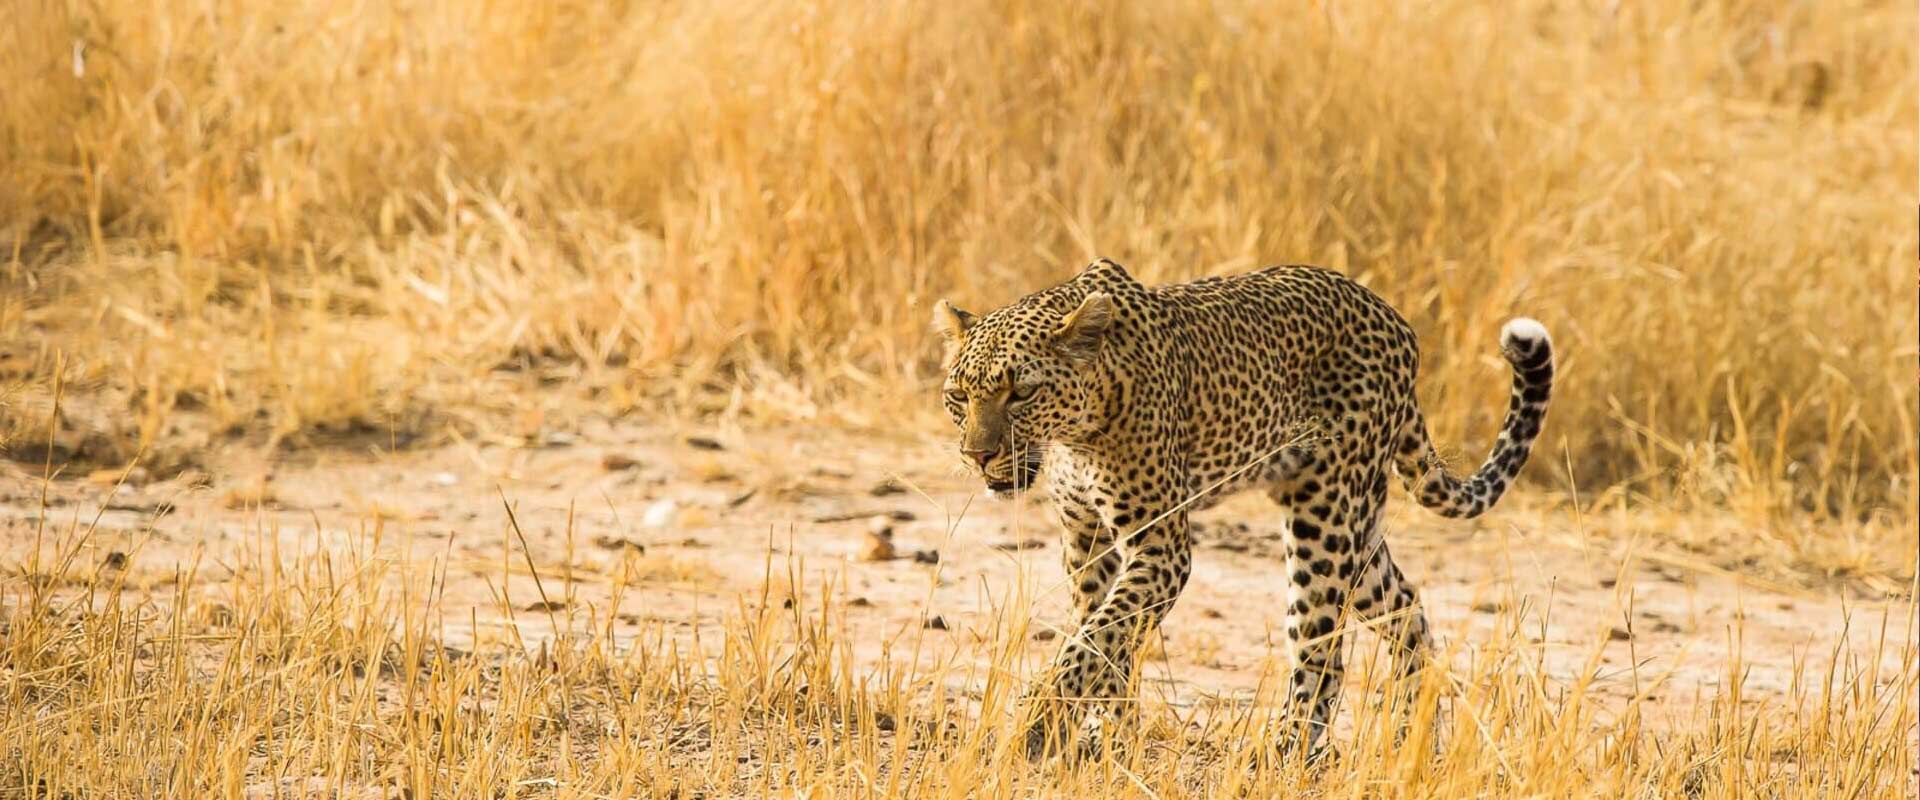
[
  {"xmin": 4, "ymin": 495, "xmax": 1913, "ymax": 799},
  {"xmin": 0, "ymin": 2, "xmax": 1915, "ymax": 795},
  {"xmin": 1, "ymin": 0, "xmax": 1914, "ymax": 522}
]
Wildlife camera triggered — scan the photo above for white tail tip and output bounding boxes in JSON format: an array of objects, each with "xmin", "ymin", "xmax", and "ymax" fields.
[{"xmin": 1500, "ymin": 317, "xmax": 1550, "ymax": 348}]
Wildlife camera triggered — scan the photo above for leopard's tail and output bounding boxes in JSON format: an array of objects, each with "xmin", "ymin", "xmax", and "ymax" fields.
[{"xmin": 1394, "ymin": 318, "xmax": 1554, "ymax": 519}]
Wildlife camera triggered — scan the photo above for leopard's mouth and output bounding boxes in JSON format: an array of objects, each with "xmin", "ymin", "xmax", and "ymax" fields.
[{"xmin": 983, "ymin": 450, "xmax": 1042, "ymax": 496}]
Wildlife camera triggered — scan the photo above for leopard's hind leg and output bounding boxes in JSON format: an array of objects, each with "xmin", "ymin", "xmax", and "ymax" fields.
[{"xmin": 1266, "ymin": 468, "xmax": 1373, "ymax": 756}]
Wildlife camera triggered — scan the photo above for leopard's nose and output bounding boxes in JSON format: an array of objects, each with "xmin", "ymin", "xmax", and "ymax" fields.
[{"xmin": 962, "ymin": 446, "xmax": 999, "ymax": 469}]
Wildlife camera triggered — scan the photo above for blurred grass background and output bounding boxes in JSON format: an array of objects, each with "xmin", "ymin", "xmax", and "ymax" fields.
[{"xmin": 2, "ymin": 0, "xmax": 1914, "ymax": 524}]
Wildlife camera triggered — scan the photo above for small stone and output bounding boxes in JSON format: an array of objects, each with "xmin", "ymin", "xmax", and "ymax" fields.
[
  {"xmin": 1471, "ymin": 601, "xmax": 1505, "ymax": 614},
  {"xmin": 593, "ymin": 536, "xmax": 645, "ymax": 553},
  {"xmin": 1202, "ymin": 608, "xmax": 1224, "ymax": 619},
  {"xmin": 684, "ymin": 435, "xmax": 725, "ymax": 451},
  {"xmin": 524, "ymin": 599, "xmax": 569, "ymax": 612},
  {"xmin": 100, "ymin": 551, "xmax": 128, "ymax": 571},
  {"xmin": 641, "ymin": 499, "xmax": 679, "ymax": 528},
  {"xmin": 874, "ymin": 712, "xmax": 896, "ymax": 732},
  {"xmin": 811, "ymin": 509, "xmax": 918, "ymax": 524},
  {"xmin": 923, "ymin": 615, "xmax": 948, "ymax": 630},
  {"xmin": 430, "ymin": 472, "xmax": 459, "ymax": 487},
  {"xmin": 857, "ymin": 526, "xmax": 897, "ymax": 562},
  {"xmin": 1607, "ymin": 626, "xmax": 1632, "ymax": 642},
  {"xmin": 869, "ymin": 479, "xmax": 906, "ymax": 497},
  {"xmin": 911, "ymin": 549, "xmax": 940, "ymax": 565},
  {"xmin": 1032, "ymin": 628, "xmax": 1058, "ymax": 641},
  {"xmin": 600, "ymin": 453, "xmax": 642, "ymax": 471},
  {"xmin": 848, "ymin": 597, "xmax": 873, "ymax": 607}
]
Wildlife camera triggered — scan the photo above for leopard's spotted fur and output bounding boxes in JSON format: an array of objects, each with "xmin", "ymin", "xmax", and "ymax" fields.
[{"xmin": 933, "ymin": 259, "xmax": 1555, "ymax": 758}]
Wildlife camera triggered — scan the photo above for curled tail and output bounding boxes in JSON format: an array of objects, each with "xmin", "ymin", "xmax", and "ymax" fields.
[{"xmin": 1395, "ymin": 318, "xmax": 1555, "ymax": 519}]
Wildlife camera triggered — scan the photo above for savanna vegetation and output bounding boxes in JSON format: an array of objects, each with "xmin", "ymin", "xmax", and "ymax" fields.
[{"xmin": 2, "ymin": 1, "xmax": 1913, "ymax": 797}]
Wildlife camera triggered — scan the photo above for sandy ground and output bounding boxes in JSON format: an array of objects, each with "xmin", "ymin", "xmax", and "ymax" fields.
[{"xmin": 3, "ymin": 416, "xmax": 1912, "ymax": 735}]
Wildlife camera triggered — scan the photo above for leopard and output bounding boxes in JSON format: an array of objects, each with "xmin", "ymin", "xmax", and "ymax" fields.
[{"xmin": 932, "ymin": 258, "xmax": 1554, "ymax": 759}]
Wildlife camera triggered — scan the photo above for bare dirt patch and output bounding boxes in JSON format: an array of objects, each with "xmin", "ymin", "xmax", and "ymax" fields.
[{"xmin": 6, "ymin": 417, "xmax": 1909, "ymax": 735}]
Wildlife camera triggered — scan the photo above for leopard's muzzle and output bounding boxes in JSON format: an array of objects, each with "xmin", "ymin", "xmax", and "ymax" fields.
[{"xmin": 979, "ymin": 444, "xmax": 1044, "ymax": 498}]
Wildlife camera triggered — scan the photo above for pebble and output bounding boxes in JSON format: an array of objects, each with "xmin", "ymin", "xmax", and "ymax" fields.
[{"xmin": 641, "ymin": 499, "xmax": 679, "ymax": 528}]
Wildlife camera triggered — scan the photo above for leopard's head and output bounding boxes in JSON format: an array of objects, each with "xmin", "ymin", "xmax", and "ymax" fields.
[{"xmin": 932, "ymin": 286, "xmax": 1116, "ymax": 497}]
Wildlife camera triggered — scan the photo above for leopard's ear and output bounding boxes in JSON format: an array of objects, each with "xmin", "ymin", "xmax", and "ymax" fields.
[
  {"xmin": 931, "ymin": 300, "xmax": 975, "ymax": 342},
  {"xmin": 1052, "ymin": 292, "xmax": 1114, "ymax": 360}
]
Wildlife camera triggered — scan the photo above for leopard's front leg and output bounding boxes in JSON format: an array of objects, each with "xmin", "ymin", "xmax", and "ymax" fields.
[
  {"xmin": 1024, "ymin": 497, "xmax": 1192, "ymax": 760},
  {"xmin": 1056, "ymin": 495, "xmax": 1121, "ymax": 624}
]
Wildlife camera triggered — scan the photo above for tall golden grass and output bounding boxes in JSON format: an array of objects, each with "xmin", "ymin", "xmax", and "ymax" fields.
[{"xmin": 3, "ymin": 0, "xmax": 1915, "ymax": 525}]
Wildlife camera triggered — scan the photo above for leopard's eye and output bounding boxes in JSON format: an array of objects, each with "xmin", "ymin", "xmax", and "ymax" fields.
[
  {"xmin": 944, "ymin": 389, "xmax": 967, "ymax": 404},
  {"xmin": 1009, "ymin": 384, "xmax": 1040, "ymax": 404}
]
